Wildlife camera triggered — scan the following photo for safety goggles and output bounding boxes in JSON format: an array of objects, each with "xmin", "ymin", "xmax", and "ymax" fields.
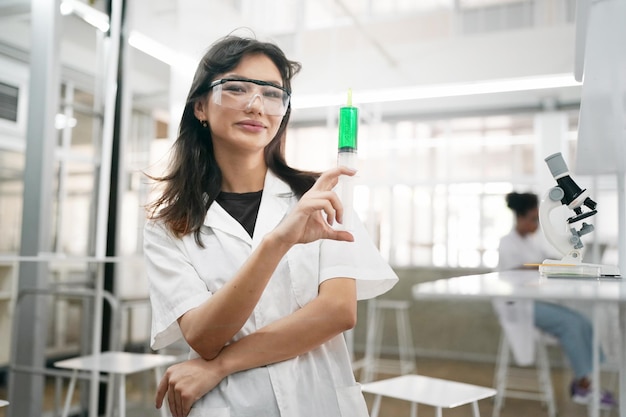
[{"xmin": 209, "ymin": 78, "xmax": 291, "ymax": 117}]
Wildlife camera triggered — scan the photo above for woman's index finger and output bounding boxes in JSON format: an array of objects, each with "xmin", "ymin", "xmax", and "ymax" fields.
[{"xmin": 312, "ymin": 166, "xmax": 356, "ymax": 191}]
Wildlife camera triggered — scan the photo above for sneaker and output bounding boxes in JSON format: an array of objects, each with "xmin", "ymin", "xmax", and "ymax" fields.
[{"xmin": 570, "ymin": 381, "xmax": 618, "ymax": 409}]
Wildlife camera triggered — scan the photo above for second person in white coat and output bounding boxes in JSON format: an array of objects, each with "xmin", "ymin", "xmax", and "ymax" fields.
[{"xmin": 495, "ymin": 191, "xmax": 615, "ymax": 408}]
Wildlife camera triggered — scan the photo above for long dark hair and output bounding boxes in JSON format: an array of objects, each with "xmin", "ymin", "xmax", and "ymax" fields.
[{"xmin": 147, "ymin": 35, "xmax": 318, "ymax": 244}]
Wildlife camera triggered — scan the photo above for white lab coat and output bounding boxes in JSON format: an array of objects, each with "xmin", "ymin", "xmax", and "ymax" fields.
[
  {"xmin": 144, "ymin": 170, "xmax": 399, "ymax": 417},
  {"xmin": 493, "ymin": 228, "xmax": 550, "ymax": 366}
]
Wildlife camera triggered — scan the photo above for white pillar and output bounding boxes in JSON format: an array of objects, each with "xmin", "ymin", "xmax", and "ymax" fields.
[
  {"xmin": 533, "ymin": 110, "xmax": 569, "ymax": 193},
  {"xmin": 9, "ymin": 0, "xmax": 61, "ymax": 415}
]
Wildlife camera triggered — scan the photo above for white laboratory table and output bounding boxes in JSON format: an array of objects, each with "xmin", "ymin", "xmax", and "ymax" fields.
[{"xmin": 412, "ymin": 270, "xmax": 626, "ymax": 417}]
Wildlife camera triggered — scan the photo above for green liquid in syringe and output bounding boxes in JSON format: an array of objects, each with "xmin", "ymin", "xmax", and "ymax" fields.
[{"xmin": 338, "ymin": 89, "xmax": 358, "ymax": 152}]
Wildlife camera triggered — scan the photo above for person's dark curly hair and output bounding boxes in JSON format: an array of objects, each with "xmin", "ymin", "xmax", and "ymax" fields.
[{"xmin": 506, "ymin": 192, "xmax": 538, "ymax": 217}]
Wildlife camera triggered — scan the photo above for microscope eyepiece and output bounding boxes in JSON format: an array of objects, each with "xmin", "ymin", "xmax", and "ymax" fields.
[
  {"xmin": 544, "ymin": 152, "xmax": 587, "ymax": 207},
  {"xmin": 544, "ymin": 152, "xmax": 597, "ymax": 223},
  {"xmin": 545, "ymin": 152, "xmax": 569, "ymax": 177}
]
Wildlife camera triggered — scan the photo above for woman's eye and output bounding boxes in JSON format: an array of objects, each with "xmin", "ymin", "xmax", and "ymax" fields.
[
  {"xmin": 262, "ymin": 89, "xmax": 282, "ymax": 99},
  {"xmin": 224, "ymin": 83, "xmax": 247, "ymax": 93}
]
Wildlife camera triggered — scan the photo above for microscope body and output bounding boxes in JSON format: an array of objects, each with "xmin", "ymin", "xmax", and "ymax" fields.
[{"xmin": 539, "ymin": 153, "xmax": 620, "ymax": 277}]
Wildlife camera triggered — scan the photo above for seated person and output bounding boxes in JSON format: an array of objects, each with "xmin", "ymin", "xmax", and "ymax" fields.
[{"xmin": 495, "ymin": 191, "xmax": 616, "ymax": 408}]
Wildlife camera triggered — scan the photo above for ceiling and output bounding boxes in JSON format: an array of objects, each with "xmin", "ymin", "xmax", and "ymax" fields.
[{"xmin": 0, "ymin": 0, "xmax": 582, "ymax": 124}]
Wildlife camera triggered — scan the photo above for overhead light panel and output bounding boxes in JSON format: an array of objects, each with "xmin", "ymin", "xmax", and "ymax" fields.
[
  {"xmin": 56, "ymin": 2, "xmax": 194, "ymax": 70},
  {"xmin": 292, "ymin": 73, "xmax": 582, "ymax": 109},
  {"xmin": 128, "ymin": 31, "xmax": 176, "ymax": 66},
  {"xmin": 60, "ymin": 0, "xmax": 110, "ymax": 33},
  {"xmin": 128, "ymin": 31, "xmax": 197, "ymax": 70}
]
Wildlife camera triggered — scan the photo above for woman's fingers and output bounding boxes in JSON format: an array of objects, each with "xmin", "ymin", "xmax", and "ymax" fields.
[
  {"xmin": 317, "ymin": 195, "xmax": 338, "ymax": 226},
  {"xmin": 326, "ymin": 228, "xmax": 355, "ymax": 242},
  {"xmin": 299, "ymin": 191, "xmax": 342, "ymax": 225},
  {"xmin": 183, "ymin": 400, "xmax": 193, "ymax": 417},
  {"xmin": 168, "ymin": 383, "xmax": 179, "ymax": 417},
  {"xmin": 308, "ymin": 167, "xmax": 356, "ymax": 224},
  {"xmin": 155, "ymin": 373, "xmax": 168, "ymax": 409},
  {"xmin": 311, "ymin": 166, "xmax": 356, "ymax": 192},
  {"xmin": 325, "ymin": 190, "xmax": 344, "ymax": 224},
  {"xmin": 273, "ymin": 167, "xmax": 358, "ymax": 245},
  {"xmin": 155, "ymin": 359, "xmax": 215, "ymax": 417}
]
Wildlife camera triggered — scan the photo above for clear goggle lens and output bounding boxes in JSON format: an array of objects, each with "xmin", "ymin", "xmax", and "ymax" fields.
[{"xmin": 210, "ymin": 78, "xmax": 290, "ymax": 117}]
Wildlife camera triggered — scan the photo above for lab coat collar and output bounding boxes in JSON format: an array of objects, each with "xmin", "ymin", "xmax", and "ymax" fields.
[
  {"xmin": 252, "ymin": 170, "xmax": 294, "ymax": 249},
  {"xmin": 202, "ymin": 170, "xmax": 294, "ymax": 246}
]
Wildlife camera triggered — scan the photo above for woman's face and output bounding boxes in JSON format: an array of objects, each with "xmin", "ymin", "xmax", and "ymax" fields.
[
  {"xmin": 194, "ymin": 53, "xmax": 285, "ymax": 160},
  {"xmin": 517, "ymin": 207, "xmax": 540, "ymax": 235}
]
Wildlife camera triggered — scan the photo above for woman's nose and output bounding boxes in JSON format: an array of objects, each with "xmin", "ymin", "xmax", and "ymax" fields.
[{"xmin": 245, "ymin": 94, "xmax": 264, "ymax": 114}]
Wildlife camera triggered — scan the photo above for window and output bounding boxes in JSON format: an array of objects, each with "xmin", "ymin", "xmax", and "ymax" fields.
[{"xmin": 287, "ymin": 110, "xmax": 582, "ymax": 268}]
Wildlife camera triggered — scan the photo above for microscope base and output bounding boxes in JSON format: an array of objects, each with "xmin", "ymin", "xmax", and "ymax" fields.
[{"xmin": 540, "ymin": 259, "xmax": 621, "ymax": 278}]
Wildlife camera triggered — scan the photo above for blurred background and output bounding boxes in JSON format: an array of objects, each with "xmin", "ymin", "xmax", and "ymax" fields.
[
  {"xmin": 2, "ymin": 0, "xmax": 613, "ymax": 269},
  {"xmin": 0, "ymin": 1, "xmax": 623, "ymax": 416}
]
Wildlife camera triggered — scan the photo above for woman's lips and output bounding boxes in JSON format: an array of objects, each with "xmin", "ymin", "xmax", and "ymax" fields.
[{"xmin": 237, "ymin": 120, "xmax": 265, "ymax": 132}]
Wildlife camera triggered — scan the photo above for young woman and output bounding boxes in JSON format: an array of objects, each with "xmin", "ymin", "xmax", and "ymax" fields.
[
  {"xmin": 143, "ymin": 35, "xmax": 398, "ymax": 417},
  {"xmin": 496, "ymin": 192, "xmax": 615, "ymax": 408}
]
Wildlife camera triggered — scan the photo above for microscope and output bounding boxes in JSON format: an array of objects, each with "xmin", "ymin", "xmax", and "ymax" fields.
[{"xmin": 538, "ymin": 152, "xmax": 621, "ymax": 278}]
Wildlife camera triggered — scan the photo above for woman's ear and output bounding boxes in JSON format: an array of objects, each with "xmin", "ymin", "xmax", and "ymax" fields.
[{"xmin": 194, "ymin": 98, "xmax": 208, "ymax": 121}]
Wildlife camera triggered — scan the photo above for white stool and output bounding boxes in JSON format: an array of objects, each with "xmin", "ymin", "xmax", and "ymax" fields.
[
  {"xmin": 362, "ymin": 374, "xmax": 497, "ymax": 417},
  {"xmin": 54, "ymin": 351, "xmax": 178, "ymax": 417},
  {"xmin": 356, "ymin": 299, "xmax": 416, "ymax": 383},
  {"xmin": 0, "ymin": 399, "xmax": 8, "ymax": 407},
  {"xmin": 492, "ymin": 332, "xmax": 557, "ymax": 417}
]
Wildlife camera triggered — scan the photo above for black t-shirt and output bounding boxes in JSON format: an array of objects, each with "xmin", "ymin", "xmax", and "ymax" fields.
[{"xmin": 216, "ymin": 190, "xmax": 263, "ymax": 238}]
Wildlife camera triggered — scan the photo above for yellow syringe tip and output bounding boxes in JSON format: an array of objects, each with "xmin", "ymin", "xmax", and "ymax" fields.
[{"xmin": 347, "ymin": 88, "xmax": 352, "ymax": 107}]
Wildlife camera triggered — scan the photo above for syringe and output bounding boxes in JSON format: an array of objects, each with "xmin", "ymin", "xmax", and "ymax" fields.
[{"xmin": 336, "ymin": 89, "xmax": 358, "ymax": 230}]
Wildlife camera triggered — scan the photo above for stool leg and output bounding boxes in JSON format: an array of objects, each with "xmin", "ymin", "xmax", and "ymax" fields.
[
  {"xmin": 362, "ymin": 300, "xmax": 380, "ymax": 382},
  {"xmin": 472, "ymin": 401, "xmax": 480, "ymax": 417},
  {"xmin": 61, "ymin": 370, "xmax": 78, "ymax": 417},
  {"xmin": 373, "ymin": 306, "xmax": 385, "ymax": 368},
  {"xmin": 536, "ymin": 338, "xmax": 556, "ymax": 417},
  {"xmin": 119, "ymin": 375, "xmax": 126, "ymax": 417},
  {"xmin": 410, "ymin": 401, "xmax": 417, "ymax": 417},
  {"xmin": 55, "ymin": 376, "xmax": 63, "ymax": 416},
  {"xmin": 370, "ymin": 394, "xmax": 382, "ymax": 417},
  {"xmin": 492, "ymin": 334, "xmax": 509, "ymax": 417},
  {"xmin": 105, "ymin": 373, "xmax": 115, "ymax": 417},
  {"xmin": 396, "ymin": 307, "xmax": 416, "ymax": 374},
  {"xmin": 436, "ymin": 406, "xmax": 442, "ymax": 417}
]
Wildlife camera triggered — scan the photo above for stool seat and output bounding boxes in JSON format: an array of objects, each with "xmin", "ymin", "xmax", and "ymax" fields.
[
  {"xmin": 0, "ymin": 400, "xmax": 9, "ymax": 407},
  {"xmin": 54, "ymin": 351, "xmax": 178, "ymax": 375},
  {"xmin": 54, "ymin": 351, "xmax": 179, "ymax": 417},
  {"xmin": 362, "ymin": 374, "xmax": 497, "ymax": 417}
]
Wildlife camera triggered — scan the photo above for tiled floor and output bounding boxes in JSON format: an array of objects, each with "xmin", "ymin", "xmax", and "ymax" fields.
[{"xmin": 0, "ymin": 356, "xmax": 617, "ymax": 416}]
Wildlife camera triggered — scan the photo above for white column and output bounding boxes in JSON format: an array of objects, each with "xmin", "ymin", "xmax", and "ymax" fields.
[
  {"xmin": 9, "ymin": 0, "xmax": 61, "ymax": 415},
  {"xmin": 533, "ymin": 110, "xmax": 568, "ymax": 193}
]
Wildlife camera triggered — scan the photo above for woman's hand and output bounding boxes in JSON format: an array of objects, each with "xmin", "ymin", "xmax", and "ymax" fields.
[
  {"xmin": 271, "ymin": 166, "xmax": 356, "ymax": 246},
  {"xmin": 155, "ymin": 357, "xmax": 224, "ymax": 417}
]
